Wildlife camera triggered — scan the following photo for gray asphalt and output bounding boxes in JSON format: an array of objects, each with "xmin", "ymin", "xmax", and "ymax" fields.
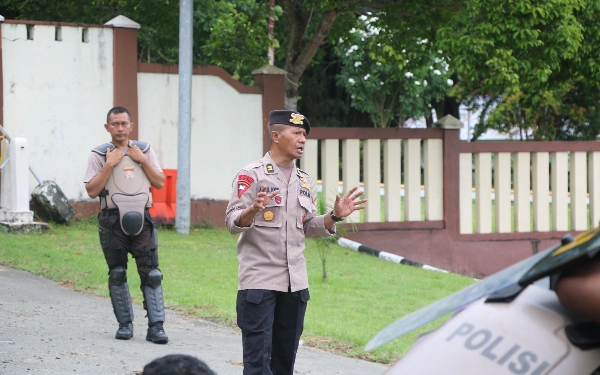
[{"xmin": 0, "ymin": 264, "xmax": 390, "ymax": 375}]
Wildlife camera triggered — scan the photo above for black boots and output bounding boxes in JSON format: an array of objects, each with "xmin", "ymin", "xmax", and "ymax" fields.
[
  {"xmin": 115, "ymin": 322, "xmax": 133, "ymax": 340},
  {"xmin": 114, "ymin": 321, "xmax": 168, "ymax": 344},
  {"xmin": 146, "ymin": 321, "xmax": 169, "ymax": 344}
]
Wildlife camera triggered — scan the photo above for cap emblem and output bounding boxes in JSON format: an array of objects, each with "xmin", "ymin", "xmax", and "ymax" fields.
[{"xmin": 290, "ymin": 113, "xmax": 305, "ymax": 125}]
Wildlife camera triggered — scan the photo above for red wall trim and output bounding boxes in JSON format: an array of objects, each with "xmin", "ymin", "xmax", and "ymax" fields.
[
  {"xmin": 459, "ymin": 140, "xmax": 600, "ymax": 153},
  {"xmin": 138, "ymin": 63, "xmax": 261, "ymax": 95},
  {"xmin": 455, "ymin": 231, "xmax": 579, "ymax": 242},
  {"xmin": 346, "ymin": 221, "xmax": 445, "ymax": 232},
  {"xmin": 308, "ymin": 127, "xmax": 444, "ymax": 140}
]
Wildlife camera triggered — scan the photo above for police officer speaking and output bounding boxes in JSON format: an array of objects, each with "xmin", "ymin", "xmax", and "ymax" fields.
[
  {"xmin": 83, "ymin": 106, "xmax": 168, "ymax": 344},
  {"xmin": 226, "ymin": 110, "xmax": 367, "ymax": 374}
]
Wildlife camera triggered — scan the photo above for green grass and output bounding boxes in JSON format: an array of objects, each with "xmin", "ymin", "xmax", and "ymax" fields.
[{"xmin": 0, "ymin": 218, "xmax": 475, "ymax": 364}]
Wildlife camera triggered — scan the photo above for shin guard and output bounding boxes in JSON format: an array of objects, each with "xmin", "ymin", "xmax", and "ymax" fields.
[{"xmin": 143, "ymin": 268, "xmax": 165, "ymax": 324}]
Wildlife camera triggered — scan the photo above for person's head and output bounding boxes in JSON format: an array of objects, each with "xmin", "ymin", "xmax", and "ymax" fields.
[
  {"xmin": 141, "ymin": 354, "xmax": 217, "ymax": 375},
  {"xmin": 268, "ymin": 110, "xmax": 310, "ymax": 162},
  {"xmin": 104, "ymin": 106, "xmax": 134, "ymax": 145}
]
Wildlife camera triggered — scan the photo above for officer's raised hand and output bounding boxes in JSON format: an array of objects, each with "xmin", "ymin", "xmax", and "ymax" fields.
[
  {"xmin": 324, "ymin": 186, "xmax": 367, "ymax": 229},
  {"xmin": 105, "ymin": 147, "xmax": 125, "ymax": 168},
  {"xmin": 252, "ymin": 186, "xmax": 279, "ymax": 212},
  {"xmin": 238, "ymin": 186, "xmax": 279, "ymax": 227}
]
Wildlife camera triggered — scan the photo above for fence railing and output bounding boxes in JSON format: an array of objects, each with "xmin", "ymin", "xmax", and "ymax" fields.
[{"xmin": 303, "ymin": 119, "xmax": 600, "ymax": 237}]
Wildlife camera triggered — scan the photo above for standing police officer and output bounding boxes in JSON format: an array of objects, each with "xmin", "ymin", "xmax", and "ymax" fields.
[
  {"xmin": 226, "ymin": 110, "xmax": 366, "ymax": 374},
  {"xmin": 84, "ymin": 106, "xmax": 168, "ymax": 344}
]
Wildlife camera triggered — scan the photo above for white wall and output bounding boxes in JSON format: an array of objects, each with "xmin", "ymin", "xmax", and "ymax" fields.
[
  {"xmin": 138, "ymin": 72, "xmax": 263, "ymax": 200},
  {"xmin": 2, "ymin": 23, "xmax": 113, "ymax": 200}
]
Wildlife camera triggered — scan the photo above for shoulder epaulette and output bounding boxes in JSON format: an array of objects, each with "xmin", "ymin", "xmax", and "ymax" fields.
[
  {"xmin": 92, "ymin": 143, "xmax": 115, "ymax": 156},
  {"xmin": 242, "ymin": 160, "xmax": 263, "ymax": 172},
  {"xmin": 131, "ymin": 140, "xmax": 150, "ymax": 153},
  {"xmin": 297, "ymin": 167, "xmax": 310, "ymax": 176}
]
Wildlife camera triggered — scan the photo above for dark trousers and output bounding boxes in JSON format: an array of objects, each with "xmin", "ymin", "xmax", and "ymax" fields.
[
  {"xmin": 98, "ymin": 210, "xmax": 158, "ymax": 301},
  {"xmin": 236, "ymin": 288, "xmax": 310, "ymax": 375}
]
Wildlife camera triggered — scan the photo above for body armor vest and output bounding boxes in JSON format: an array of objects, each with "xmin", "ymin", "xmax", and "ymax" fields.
[{"xmin": 92, "ymin": 141, "xmax": 153, "ymax": 235}]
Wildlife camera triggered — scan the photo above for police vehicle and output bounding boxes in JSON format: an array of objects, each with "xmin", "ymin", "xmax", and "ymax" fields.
[{"xmin": 366, "ymin": 227, "xmax": 600, "ymax": 375}]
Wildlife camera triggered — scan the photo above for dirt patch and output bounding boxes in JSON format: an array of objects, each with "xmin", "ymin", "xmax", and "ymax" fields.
[{"xmin": 303, "ymin": 336, "xmax": 355, "ymax": 354}]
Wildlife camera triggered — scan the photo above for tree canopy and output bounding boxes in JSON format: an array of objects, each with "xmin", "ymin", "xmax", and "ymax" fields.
[{"xmin": 2, "ymin": 0, "xmax": 600, "ymax": 138}]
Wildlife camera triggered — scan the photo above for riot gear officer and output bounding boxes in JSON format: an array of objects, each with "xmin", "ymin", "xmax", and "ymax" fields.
[{"xmin": 84, "ymin": 106, "xmax": 168, "ymax": 344}]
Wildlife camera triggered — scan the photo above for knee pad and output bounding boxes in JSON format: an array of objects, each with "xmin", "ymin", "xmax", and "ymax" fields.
[
  {"xmin": 109, "ymin": 266, "xmax": 127, "ymax": 286},
  {"xmin": 146, "ymin": 268, "xmax": 163, "ymax": 289}
]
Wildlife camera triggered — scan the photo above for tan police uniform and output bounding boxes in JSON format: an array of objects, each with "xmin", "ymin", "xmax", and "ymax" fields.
[
  {"xmin": 226, "ymin": 152, "xmax": 334, "ymax": 292},
  {"xmin": 226, "ymin": 109, "xmax": 335, "ymax": 375}
]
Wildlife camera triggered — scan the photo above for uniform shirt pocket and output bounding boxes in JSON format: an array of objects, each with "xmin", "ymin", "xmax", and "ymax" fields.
[
  {"xmin": 255, "ymin": 199, "xmax": 284, "ymax": 228},
  {"xmin": 297, "ymin": 196, "xmax": 312, "ymax": 229}
]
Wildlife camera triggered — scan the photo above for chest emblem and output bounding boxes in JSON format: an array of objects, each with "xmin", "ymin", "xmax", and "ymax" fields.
[
  {"xmin": 123, "ymin": 166, "xmax": 135, "ymax": 180},
  {"xmin": 275, "ymin": 196, "xmax": 282, "ymax": 204},
  {"xmin": 263, "ymin": 210, "xmax": 275, "ymax": 221},
  {"xmin": 237, "ymin": 174, "xmax": 255, "ymax": 198},
  {"xmin": 265, "ymin": 163, "xmax": 275, "ymax": 174}
]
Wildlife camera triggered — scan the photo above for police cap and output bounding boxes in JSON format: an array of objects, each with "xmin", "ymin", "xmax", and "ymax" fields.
[{"xmin": 269, "ymin": 110, "xmax": 310, "ymax": 135}]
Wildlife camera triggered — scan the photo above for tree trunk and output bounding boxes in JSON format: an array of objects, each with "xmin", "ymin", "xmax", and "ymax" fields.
[{"xmin": 279, "ymin": 1, "xmax": 340, "ymax": 110}]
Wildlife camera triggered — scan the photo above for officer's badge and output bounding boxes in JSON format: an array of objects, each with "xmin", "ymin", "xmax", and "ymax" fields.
[
  {"xmin": 299, "ymin": 177, "xmax": 307, "ymax": 183},
  {"xmin": 237, "ymin": 174, "xmax": 254, "ymax": 198},
  {"xmin": 300, "ymin": 183, "xmax": 311, "ymax": 190},
  {"xmin": 290, "ymin": 113, "xmax": 305, "ymax": 125},
  {"xmin": 263, "ymin": 210, "xmax": 275, "ymax": 221},
  {"xmin": 266, "ymin": 164, "xmax": 275, "ymax": 174},
  {"xmin": 123, "ymin": 166, "xmax": 135, "ymax": 180},
  {"xmin": 275, "ymin": 196, "xmax": 282, "ymax": 204}
]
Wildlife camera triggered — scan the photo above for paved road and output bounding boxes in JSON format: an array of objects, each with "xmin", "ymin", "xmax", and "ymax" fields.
[{"xmin": 0, "ymin": 265, "xmax": 389, "ymax": 375}]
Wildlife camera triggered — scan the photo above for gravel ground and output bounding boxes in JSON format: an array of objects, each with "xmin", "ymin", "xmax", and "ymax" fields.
[{"xmin": 0, "ymin": 264, "xmax": 390, "ymax": 375}]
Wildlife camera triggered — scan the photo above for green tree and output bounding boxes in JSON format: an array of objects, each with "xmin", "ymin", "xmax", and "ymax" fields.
[
  {"xmin": 437, "ymin": 0, "xmax": 600, "ymax": 140},
  {"xmin": 335, "ymin": 15, "xmax": 451, "ymax": 127}
]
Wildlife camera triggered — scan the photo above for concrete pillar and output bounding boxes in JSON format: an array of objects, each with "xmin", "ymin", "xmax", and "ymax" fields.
[
  {"xmin": 434, "ymin": 115, "xmax": 464, "ymax": 238},
  {"xmin": 105, "ymin": 16, "xmax": 140, "ymax": 138},
  {"xmin": 252, "ymin": 65, "xmax": 286, "ymax": 154}
]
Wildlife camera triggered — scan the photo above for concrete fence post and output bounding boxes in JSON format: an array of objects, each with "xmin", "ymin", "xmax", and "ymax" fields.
[
  {"xmin": 104, "ymin": 16, "xmax": 140, "ymax": 139},
  {"xmin": 434, "ymin": 115, "xmax": 464, "ymax": 238},
  {"xmin": 252, "ymin": 65, "xmax": 286, "ymax": 155}
]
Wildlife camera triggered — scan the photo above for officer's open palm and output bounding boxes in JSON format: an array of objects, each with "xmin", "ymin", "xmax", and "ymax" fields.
[
  {"xmin": 333, "ymin": 186, "xmax": 367, "ymax": 218},
  {"xmin": 253, "ymin": 186, "xmax": 279, "ymax": 211}
]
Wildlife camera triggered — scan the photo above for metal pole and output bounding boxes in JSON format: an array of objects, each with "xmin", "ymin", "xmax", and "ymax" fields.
[{"xmin": 176, "ymin": 0, "xmax": 193, "ymax": 235}]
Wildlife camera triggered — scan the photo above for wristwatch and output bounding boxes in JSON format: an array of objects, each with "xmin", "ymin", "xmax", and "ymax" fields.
[{"xmin": 330, "ymin": 210, "xmax": 344, "ymax": 222}]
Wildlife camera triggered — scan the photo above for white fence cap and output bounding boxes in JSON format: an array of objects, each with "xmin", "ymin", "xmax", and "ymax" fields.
[{"xmin": 104, "ymin": 15, "xmax": 140, "ymax": 29}]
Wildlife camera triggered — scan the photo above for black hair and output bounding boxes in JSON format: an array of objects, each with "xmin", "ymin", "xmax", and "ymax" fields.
[
  {"xmin": 141, "ymin": 354, "xmax": 217, "ymax": 375},
  {"xmin": 106, "ymin": 106, "xmax": 131, "ymax": 124}
]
